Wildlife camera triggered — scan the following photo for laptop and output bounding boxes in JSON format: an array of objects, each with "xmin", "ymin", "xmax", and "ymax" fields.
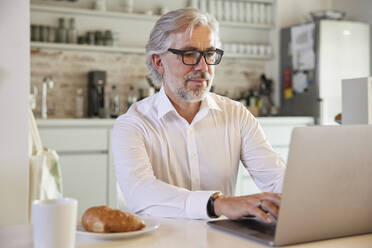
[{"xmin": 208, "ymin": 125, "xmax": 372, "ymax": 246}]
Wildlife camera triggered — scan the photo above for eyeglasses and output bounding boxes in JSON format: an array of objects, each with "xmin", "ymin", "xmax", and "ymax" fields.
[{"xmin": 168, "ymin": 48, "xmax": 224, "ymax": 66}]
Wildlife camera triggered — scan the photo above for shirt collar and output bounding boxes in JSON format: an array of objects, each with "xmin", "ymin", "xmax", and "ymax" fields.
[
  {"xmin": 156, "ymin": 86, "xmax": 177, "ymax": 119},
  {"xmin": 156, "ymin": 86, "xmax": 222, "ymax": 120}
]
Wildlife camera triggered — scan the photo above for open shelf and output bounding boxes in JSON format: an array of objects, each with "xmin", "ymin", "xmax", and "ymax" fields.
[
  {"xmin": 31, "ymin": 42, "xmax": 273, "ymax": 60},
  {"xmin": 30, "ymin": 4, "xmax": 274, "ymax": 30},
  {"xmin": 31, "ymin": 42, "xmax": 144, "ymax": 54}
]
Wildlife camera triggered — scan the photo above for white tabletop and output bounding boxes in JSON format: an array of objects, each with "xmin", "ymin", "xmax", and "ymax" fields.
[{"xmin": 1, "ymin": 217, "xmax": 372, "ymax": 248}]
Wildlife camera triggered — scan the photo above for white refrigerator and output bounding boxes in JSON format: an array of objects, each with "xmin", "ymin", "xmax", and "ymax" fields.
[{"xmin": 280, "ymin": 20, "xmax": 370, "ymax": 125}]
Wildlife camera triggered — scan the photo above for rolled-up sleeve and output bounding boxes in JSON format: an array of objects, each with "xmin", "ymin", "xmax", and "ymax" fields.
[{"xmin": 112, "ymin": 115, "xmax": 216, "ymax": 219}]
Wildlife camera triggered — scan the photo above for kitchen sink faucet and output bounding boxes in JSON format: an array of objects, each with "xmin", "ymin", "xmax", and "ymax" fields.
[{"xmin": 41, "ymin": 76, "xmax": 54, "ymax": 119}]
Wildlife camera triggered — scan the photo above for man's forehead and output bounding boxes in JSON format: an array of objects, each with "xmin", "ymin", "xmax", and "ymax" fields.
[{"xmin": 170, "ymin": 25, "xmax": 217, "ymax": 49}]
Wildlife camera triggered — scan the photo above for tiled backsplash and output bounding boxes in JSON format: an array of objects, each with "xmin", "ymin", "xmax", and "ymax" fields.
[{"xmin": 31, "ymin": 48, "xmax": 266, "ymax": 118}]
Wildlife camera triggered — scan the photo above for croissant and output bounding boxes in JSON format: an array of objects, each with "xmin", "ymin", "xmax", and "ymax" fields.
[{"xmin": 82, "ymin": 206, "xmax": 145, "ymax": 233}]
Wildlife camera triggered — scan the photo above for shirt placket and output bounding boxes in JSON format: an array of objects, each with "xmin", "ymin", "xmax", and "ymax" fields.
[{"xmin": 187, "ymin": 125, "xmax": 200, "ymax": 190}]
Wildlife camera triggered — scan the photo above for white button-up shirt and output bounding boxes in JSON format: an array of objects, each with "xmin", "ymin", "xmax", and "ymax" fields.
[{"xmin": 112, "ymin": 87, "xmax": 286, "ymax": 219}]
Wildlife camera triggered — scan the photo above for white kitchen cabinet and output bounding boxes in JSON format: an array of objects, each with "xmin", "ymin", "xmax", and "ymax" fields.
[
  {"xmin": 234, "ymin": 117, "xmax": 314, "ymax": 196},
  {"xmin": 37, "ymin": 119, "xmax": 115, "ymax": 219},
  {"xmin": 59, "ymin": 154, "xmax": 108, "ymax": 218}
]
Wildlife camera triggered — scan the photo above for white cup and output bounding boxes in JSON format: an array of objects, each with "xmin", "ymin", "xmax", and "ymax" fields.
[
  {"xmin": 230, "ymin": 43, "xmax": 238, "ymax": 53},
  {"xmin": 251, "ymin": 44, "xmax": 258, "ymax": 55},
  {"xmin": 32, "ymin": 198, "xmax": 78, "ymax": 248},
  {"xmin": 238, "ymin": 44, "xmax": 246, "ymax": 53},
  {"xmin": 231, "ymin": 2, "xmax": 238, "ymax": 22},
  {"xmin": 238, "ymin": 2, "xmax": 245, "ymax": 22},
  {"xmin": 259, "ymin": 44, "xmax": 266, "ymax": 55},
  {"xmin": 223, "ymin": 0, "xmax": 231, "ymax": 21},
  {"xmin": 245, "ymin": 44, "xmax": 252, "ymax": 54},
  {"xmin": 245, "ymin": 2, "xmax": 252, "ymax": 23},
  {"xmin": 259, "ymin": 4, "xmax": 266, "ymax": 24},
  {"xmin": 216, "ymin": 0, "xmax": 223, "ymax": 21}
]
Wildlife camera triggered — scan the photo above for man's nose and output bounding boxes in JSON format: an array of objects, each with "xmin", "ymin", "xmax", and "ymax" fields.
[{"xmin": 194, "ymin": 55, "xmax": 208, "ymax": 72}]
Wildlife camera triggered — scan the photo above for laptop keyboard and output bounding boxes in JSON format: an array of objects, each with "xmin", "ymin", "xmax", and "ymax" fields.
[
  {"xmin": 234, "ymin": 217, "xmax": 276, "ymax": 236},
  {"xmin": 208, "ymin": 217, "xmax": 277, "ymax": 241}
]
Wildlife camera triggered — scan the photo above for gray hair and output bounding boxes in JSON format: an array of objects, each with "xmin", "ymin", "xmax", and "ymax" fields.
[{"xmin": 145, "ymin": 8, "xmax": 220, "ymax": 86}]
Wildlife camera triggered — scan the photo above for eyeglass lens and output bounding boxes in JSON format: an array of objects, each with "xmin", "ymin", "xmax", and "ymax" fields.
[{"xmin": 183, "ymin": 51, "xmax": 221, "ymax": 65}]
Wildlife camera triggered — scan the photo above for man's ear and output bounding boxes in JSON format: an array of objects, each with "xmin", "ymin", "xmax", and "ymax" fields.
[{"xmin": 151, "ymin": 54, "xmax": 164, "ymax": 76}]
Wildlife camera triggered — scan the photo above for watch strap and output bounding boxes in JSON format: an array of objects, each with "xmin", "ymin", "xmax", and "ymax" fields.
[{"xmin": 207, "ymin": 192, "xmax": 222, "ymax": 218}]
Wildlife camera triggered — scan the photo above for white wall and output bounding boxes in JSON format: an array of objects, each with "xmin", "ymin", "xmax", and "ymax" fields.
[
  {"xmin": 277, "ymin": 0, "xmax": 333, "ymax": 28},
  {"xmin": 0, "ymin": 1, "xmax": 30, "ymax": 226}
]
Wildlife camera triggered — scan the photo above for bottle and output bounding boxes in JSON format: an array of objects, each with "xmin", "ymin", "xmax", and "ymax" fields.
[
  {"xmin": 138, "ymin": 88, "xmax": 144, "ymax": 101},
  {"xmin": 67, "ymin": 18, "xmax": 77, "ymax": 44},
  {"xmin": 248, "ymin": 90, "xmax": 256, "ymax": 107},
  {"xmin": 104, "ymin": 30, "xmax": 113, "ymax": 46},
  {"xmin": 127, "ymin": 86, "xmax": 137, "ymax": 109},
  {"xmin": 57, "ymin": 18, "xmax": 67, "ymax": 43},
  {"xmin": 75, "ymin": 88, "xmax": 84, "ymax": 118},
  {"xmin": 109, "ymin": 85, "xmax": 120, "ymax": 118}
]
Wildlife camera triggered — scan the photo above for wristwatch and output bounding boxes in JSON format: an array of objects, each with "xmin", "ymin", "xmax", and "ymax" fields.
[{"xmin": 207, "ymin": 192, "xmax": 223, "ymax": 218}]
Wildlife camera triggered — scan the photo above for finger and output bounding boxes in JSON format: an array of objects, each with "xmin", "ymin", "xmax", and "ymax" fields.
[
  {"xmin": 260, "ymin": 193, "xmax": 281, "ymax": 207},
  {"xmin": 250, "ymin": 206, "xmax": 272, "ymax": 223},
  {"xmin": 261, "ymin": 200, "xmax": 279, "ymax": 219}
]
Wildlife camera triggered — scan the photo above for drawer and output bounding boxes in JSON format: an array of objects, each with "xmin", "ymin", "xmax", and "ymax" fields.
[{"xmin": 39, "ymin": 128, "xmax": 108, "ymax": 152}]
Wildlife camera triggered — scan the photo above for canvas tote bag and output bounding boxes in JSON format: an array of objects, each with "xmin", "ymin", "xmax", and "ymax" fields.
[{"xmin": 28, "ymin": 109, "xmax": 63, "ymax": 221}]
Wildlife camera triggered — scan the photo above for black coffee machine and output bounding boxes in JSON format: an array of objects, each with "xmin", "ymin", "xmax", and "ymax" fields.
[{"xmin": 88, "ymin": 71, "xmax": 107, "ymax": 118}]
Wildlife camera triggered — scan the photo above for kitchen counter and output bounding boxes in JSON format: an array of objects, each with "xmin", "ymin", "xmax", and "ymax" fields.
[
  {"xmin": 36, "ymin": 118, "xmax": 116, "ymax": 127},
  {"xmin": 1, "ymin": 217, "xmax": 371, "ymax": 248}
]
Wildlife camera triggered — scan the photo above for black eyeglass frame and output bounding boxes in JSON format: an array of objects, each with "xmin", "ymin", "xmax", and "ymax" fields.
[{"xmin": 167, "ymin": 48, "xmax": 224, "ymax": 66}]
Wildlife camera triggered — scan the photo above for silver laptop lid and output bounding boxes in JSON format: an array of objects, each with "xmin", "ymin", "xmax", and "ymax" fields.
[{"xmin": 275, "ymin": 125, "xmax": 372, "ymax": 246}]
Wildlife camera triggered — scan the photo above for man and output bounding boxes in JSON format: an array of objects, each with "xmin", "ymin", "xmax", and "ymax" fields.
[{"xmin": 112, "ymin": 8, "xmax": 285, "ymax": 223}]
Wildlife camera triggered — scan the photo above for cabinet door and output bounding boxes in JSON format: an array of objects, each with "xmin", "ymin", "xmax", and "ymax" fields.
[{"xmin": 60, "ymin": 154, "xmax": 108, "ymax": 219}]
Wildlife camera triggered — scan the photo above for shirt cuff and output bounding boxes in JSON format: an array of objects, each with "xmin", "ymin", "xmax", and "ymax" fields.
[{"xmin": 185, "ymin": 190, "xmax": 220, "ymax": 219}]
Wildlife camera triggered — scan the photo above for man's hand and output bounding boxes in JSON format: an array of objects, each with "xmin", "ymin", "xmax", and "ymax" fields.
[{"xmin": 213, "ymin": 193, "xmax": 281, "ymax": 223}]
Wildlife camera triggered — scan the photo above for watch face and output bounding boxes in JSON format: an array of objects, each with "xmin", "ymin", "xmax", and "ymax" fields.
[{"xmin": 212, "ymin": 192, "xmax": 222, "ymax": 200}]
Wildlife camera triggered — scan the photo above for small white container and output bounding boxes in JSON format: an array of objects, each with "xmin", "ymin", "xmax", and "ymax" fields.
[
  {"xmin": 190, "ymin": 0, "xmax": 199, "ymax": 8},
  {"xmin": 245, "ymin": 2, "xmax": 252, "ymax": 23},
  {"xmin": 216, "ymin": 0, "xmax": 223, "ymax": 20},
  {"xmin": 259, "ymin": 44, "xmax": 266, "ymax": 55},
  {"xmin": 238, "ymin": 43, "xmax": 246, "ymax": 53},
  {"xmin": 230, "ymin": 43, "xmax": 238, "ymax": 53},
  {"xmin": 231, "ymin": 1, "xmax": 238, "ymax": 22},
  {"xmin": 208, "ymin": 0, "xmax": 216, "ymax": 16},
  {"xmin": 245, "ymin": 44, "xmax": 252, "ymax": 54},
  {"xmin": 199, "ymin": 0, "xmax": 207, "ymax": 12},
  {"xmin": 259, "ymin": 4, "xmax": 266, "ymax": 24},
  {"xmin": 266, "ymin": 4, "xmax": 272, "ymax": 24},
  {"xmin": 252, "ymin": 3, "xmax": 259, "ymax": 24},
  {"xmin": 94, "ymin": 0, "xmax": 106, "ymax": 11},
  {"xmin": 122, "ymin": 0, "xmax": 134, "ymax": 13},
  {"xmin": 223, "ymin": 0, "xmax": 231, "ymax": 21},
  {"xmin": 238, "ymin": 2, "xmax": 245, "ymax": 22},
  {"xmin": 265, "ymin": 45, "xmax": 272, "ymax": 55},
  {"xmin": 251, "ymin": 44, "xmax": 258, "ymax": 55}
]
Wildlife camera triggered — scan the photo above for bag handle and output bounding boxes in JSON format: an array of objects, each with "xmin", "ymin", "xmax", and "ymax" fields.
[{"xmin": 29, "ymin": 108, "xmax": 43, "ymax": 153}]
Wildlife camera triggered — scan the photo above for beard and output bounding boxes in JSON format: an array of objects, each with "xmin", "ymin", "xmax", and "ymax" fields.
[{"xmin": 167, "ymin": 70, "xmax": 213, "ymax": 103}]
